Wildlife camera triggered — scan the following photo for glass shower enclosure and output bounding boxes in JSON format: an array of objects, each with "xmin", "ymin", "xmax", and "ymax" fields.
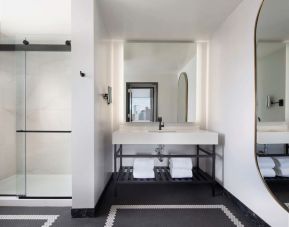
[{"xmin": 0, "ymin": 37, "xmax": 72, "ymax": 198}]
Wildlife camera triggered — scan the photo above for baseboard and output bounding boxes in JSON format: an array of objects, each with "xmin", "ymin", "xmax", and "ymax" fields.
[
  {"xmin": 71, "ymin": 173, "xmax": 113, "ymax": 218},
  {"xmin": 223, "ymin": 189, "xmax": 270, "ymax": 227},
  {"xmin": 71, "ymin": 208, "xmax": 96, "ymax": 218}
]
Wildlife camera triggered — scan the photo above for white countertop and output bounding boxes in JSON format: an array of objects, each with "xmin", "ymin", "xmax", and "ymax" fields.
[
  {"xmin": 257, "ymin": 131, "xmax": 289, "ymax": 144},
  {"xmin": 112, "ymin": 128, "xmax": 219, "ymax": 145},
  {"xmin": 257, "ymin": 122, "xmax": 289, "ymax": 144}
]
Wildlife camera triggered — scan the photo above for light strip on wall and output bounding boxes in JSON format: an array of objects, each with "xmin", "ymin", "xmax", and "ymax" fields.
[
  {"xmin": 205, "ymin": 41, "xmax": 210, "ymax": 129},
  {"xmin": 196, "ymin": 42, "xmax": 202, "ymax": 125},
  {"xmin": 118, "ymin": 42, "xmax": 124, "ymax": 123}
]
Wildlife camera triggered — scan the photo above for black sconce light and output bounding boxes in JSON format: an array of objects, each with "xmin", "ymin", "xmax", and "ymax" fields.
[
  {"xmin": 102, "ymin": 86, "xmax": 112, "ymax": 105},
  {"xmin": 266, "ymin": 95, "xmax": 284, "ymax": 108}
]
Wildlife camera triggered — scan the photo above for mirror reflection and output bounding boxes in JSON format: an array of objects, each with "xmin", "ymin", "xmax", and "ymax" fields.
[
  {"xmin": 177, "ymin": 73, "xmax": 188, "ymax": 123},
  {"xmin": 124, "ymin": 42, "xmax": 196, "ymax": 123},
  {"xmin": 256, "ymin": 0, "xmax": 289, "ymax": 211}
]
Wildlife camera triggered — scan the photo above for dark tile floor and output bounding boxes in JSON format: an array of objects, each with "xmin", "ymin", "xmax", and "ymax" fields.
[
  {"xmin": 0, "ymin": 181, "xmax": 268, "ymax": 227},
  {"xmin": 267, "ymin": 181, "xmax": 289, "ymax": 204}
]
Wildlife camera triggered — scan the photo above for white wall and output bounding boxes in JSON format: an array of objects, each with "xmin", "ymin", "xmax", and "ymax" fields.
[
  {"xmin": 71, "ymin": 0, "xmax": 96, "ymax": 209},
  {"xmin": 94, "ymin": 2, "xmax": 113, "ymax": 202},
  {"xmin": 257, "ymin": 47, "xmax": 286, "ymax": 122},
  {"xmin": 208, "ymin": 0, "xmax": 289, "ymax": 226},
  {"xmin": 72, "ymin": 0, "xmax": 113, "ymax": 209}
]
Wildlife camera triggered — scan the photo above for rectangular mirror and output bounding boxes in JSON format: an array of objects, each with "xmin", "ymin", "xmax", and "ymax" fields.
[{"xmin": 124, "ymin": 42, "xmax": 196, "ymax": 123}]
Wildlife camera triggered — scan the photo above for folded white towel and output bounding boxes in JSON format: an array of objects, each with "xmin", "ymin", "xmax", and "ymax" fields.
[
  {"xmin": 260, "ymin": 168, "xmax": 276, "ymax": 178},
  {"xmin": 272, "ymin": 157, "xmax": 289, "ymax": 168},
  {"xmin": 274, "ymin": 167, "xmax": 289, "ymax": 177},
  {"xmin": 133, "ymin": 158, "xmax": 154, "ymax": 171},
  {"xmin": 170, "ymin": 168, "xmax": 192, "ymax": 178},
  {"xmin": 133, "ymin": 170, "xmax": 155, "ymax": 179},
  {"xmin": 257, "ymin": 157, "xmax": 275, "ymax": 169},
  {"xmin": 169, "ymin": 158, "xmax": 192, "ymax": 170}
]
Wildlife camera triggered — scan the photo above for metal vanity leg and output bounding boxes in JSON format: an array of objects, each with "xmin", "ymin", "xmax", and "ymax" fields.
[
  {"xmin": 212, "ymin": 145, "xmax": 216, "ymax": 196},
  {"xmin": 114, "ymin": 144, "xmax": 118, "ymax": 197},
  {"xmin": 120, "ymin": 145, "xmax": 123, "ymax": 168},
  {"xmin": 196, "ymin": 145, "xmax": 199, "ymax": 171}
]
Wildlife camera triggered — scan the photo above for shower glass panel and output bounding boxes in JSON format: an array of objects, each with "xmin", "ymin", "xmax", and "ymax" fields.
[
  {"xmin": 16, "ymin": 49, "xmax": 26, "ymax": 196},
  {"xmin": 25, "ymin": 51, "xmax": 72, "ymax": 197},
  {"xmin": 26, "ymin": 133, "xmax": 71, "ymax": 197},
  {"xmin": 0, "ymin": 39, "xmax": 26, "ymax": 195},
  {"xmin": 0, "ymin": 37, "xmax": 72, "ymax": 197}
]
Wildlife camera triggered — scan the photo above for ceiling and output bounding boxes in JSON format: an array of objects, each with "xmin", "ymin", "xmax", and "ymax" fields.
[
  {"xmin": 124, "ymin": 42, "xmax": 196, "ymax": 76},
  {"xmin": 98, "ymin": 0, "xmax": 243, "ymax": 41},
  {"xmin": 0, "ymin": 0, "xmax": 244, "ymax": 42},
  {"xmin": 257, "ymin": 0, "xmax": 289, "ymax": 41},
  {"xmin": 0, "ymin": 0, "xmax": 71, "ymax": 43}
]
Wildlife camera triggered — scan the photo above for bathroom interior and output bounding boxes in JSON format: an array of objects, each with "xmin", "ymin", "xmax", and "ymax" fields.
[{"xmin": 0, "ymin": 0, "xmax": 289, "ymax": 227}]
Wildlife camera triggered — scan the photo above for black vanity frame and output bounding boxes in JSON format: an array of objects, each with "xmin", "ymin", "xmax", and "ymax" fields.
[{"xmin": 113, "ymin": 144, "xmax": 217, "ymax": 196}]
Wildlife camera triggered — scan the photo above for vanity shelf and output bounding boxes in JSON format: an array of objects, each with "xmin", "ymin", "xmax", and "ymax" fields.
[
  {"xmin": 116, "ymin": 166, "xmax": 213, "ymax": 184},
  {"xmin": 257, "ymin": 152, "xmax": 289, "ymax": 182}
]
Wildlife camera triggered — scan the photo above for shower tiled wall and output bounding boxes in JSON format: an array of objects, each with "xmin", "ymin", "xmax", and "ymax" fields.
[
  {"xmin": 0, "ymin": 51, "xmax": 72, "ymax": 180},
  {"xmin": 25, "ymin": 52, "xmax": 72, "ymax": 175}
]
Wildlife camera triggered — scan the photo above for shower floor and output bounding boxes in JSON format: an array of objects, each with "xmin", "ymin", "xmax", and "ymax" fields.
[{"xmin": 0, "ymin": 174, "xmax": 71, "ymax": 197}]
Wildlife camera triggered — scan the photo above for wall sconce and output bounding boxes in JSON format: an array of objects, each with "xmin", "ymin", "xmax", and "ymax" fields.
[
  {"xmin": 266, "ymin": 95, "xmax": 284, "ymax": 108},
  {"xmin": 102, "ymin": 86, "xmax": 112, "ymax": 105}
]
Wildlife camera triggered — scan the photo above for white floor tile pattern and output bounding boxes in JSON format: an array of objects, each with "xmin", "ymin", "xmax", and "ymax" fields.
[{"xmin": 0, "ymin": 215, "xmax": 59, "ymax": 227}]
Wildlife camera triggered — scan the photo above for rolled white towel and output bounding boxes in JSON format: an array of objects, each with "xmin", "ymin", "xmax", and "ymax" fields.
[
  {"xmin": 272, "ymin": 157, "xmax": 289, "ymax": 169},
  {"xmin": 169, "ymin": 158, "xmax": 192, "ymax": 170},
  {"xmin": 257, "ymin": 157, "xmax": 275, "ymax": 169},
  {"xmin": 274, "ymin": 167, "xmax": 289, "ymax": 177},
  {"xmin": 133, "ymin": 158, "xmax": 154, "ymax": 171},
  {"xmin": 170, "ymin": 168, "xmax": 192, "ymax": 178},
  {"xmin": 260, "ymin": 168, "xmax": 276, "ymax": 178},
  {"xmin": 133, "ymin": 170, "xmax": 155, "ymax": 179}
]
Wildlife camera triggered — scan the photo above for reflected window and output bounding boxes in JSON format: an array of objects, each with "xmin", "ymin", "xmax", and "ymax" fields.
[{"xmin": 126, "ymin": 82, "xmax": 158, "ymax": 122}]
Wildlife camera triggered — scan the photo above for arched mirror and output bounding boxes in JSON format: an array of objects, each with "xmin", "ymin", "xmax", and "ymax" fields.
[
  {"xmin": 256, "ymin": 0, "xmax": 289, "ymax": 211},
  {"xmin": 177, "ymin": 72, "xmax": 188, "ymax": 123}
]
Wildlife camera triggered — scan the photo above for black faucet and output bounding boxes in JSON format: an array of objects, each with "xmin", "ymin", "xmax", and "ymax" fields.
[{"xmin": 157, "ymin": 117, "xmax": 164, "ymax": 130}]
